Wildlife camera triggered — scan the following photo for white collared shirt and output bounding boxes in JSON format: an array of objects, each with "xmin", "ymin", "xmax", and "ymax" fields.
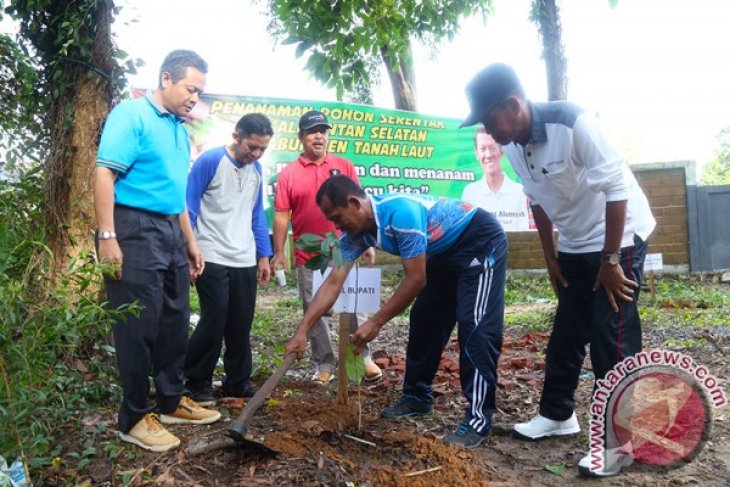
[{"xmin": 503, "ymin": 101, "xmax": 655, "ymax": 253}]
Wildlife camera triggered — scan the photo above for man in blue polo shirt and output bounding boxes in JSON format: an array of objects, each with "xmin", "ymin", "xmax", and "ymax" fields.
[
  {"xmin": 285, "ymin": 175, "xmax": 507, "ymax": 448},
  {"xmin": 94, "ymin": 50, "xmax": 221, "ymax": 452}
]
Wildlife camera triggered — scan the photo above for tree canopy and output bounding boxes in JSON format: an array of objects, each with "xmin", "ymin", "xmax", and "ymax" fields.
[
  {"xmin": 1, "ymin": 0, "xmax": 132, "ymax": 261},
  {"xmin": 0, "ymin": 32, "xmax": 43, "ymax": 173},
  {"xmin": 266, "ymin": 0, "xmax": 493, "ymax": 111},
  {"xmin": 700, "ymin": 128, "xmax": 730, "ymax": 185}
]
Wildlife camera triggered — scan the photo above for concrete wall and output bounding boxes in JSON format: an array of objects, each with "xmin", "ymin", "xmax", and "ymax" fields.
[{"xmin": 506, "ymin": 161, "xmax": 693, "ymax": 271}]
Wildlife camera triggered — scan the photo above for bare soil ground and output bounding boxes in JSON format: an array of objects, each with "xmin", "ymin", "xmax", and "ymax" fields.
[{"xmin": 40, "ymin": 281, "xmax": 729, "ymax": 486}]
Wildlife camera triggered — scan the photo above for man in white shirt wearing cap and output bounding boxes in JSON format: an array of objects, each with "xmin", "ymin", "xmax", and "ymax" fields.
[{"xmin": 461, "ymin": 63, "xmax": 656, "ymax": 478}]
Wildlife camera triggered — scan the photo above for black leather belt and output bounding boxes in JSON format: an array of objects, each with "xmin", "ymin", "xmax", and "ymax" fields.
[{"xmin": 116, "ymin": 204, "xmax": 179, "ymax": 221}]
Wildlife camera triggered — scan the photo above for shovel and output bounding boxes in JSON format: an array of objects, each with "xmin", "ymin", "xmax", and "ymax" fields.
[{"xmin": 227, "ymin": 353, "xmax": 297, "ymax": 451}]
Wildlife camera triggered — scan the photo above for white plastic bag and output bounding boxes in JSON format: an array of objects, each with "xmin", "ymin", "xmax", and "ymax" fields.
[{"xmin": 0, "ymin": 456, "xmax": 29, "ymax": 487}]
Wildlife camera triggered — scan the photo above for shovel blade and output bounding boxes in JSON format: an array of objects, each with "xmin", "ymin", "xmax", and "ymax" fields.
[
  {"xmin": 226, "ymin": 424, "xmax": 277, "ymax": 455},
  {"xmin": 228, "ymin": 420, "xmax": 248, "ymax": 441}
]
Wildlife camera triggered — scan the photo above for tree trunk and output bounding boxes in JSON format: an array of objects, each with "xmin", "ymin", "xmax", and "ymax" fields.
[
  {"xmin": 536, "ymin": 0, "xmax": 568, "ymax": 101},
  {"xmin": 45, "ymin": 1, "xmax": 115, "ymax": 267},
  {"xmin": 380, "ymin": 43, "xmax": 417, "ymax": 112}
]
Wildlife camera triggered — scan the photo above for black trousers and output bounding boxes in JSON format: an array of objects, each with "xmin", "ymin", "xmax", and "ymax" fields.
[
  {"xmin": 102, "ymin": 206, "xmax": 190, "ymax": 434},
  {"xmin": 184, "ymin": 262, "xmax": 257, "ymax": 395},
  {"xmin": 539, "ymin": 236, "xmax": 648, "ymax": 421},
  {"xmin": 403, "ymin": 209, "xmax": 507, "ymax": 435}
]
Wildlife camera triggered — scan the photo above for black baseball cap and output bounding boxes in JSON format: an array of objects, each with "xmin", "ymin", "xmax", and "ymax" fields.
[
  {"xmin": 460, "ymin": 63, "xmax": 523, "ymax": 128},
  {"xmin": 299, "ymin": 110, "xmax": 332, "ymax": 131}
]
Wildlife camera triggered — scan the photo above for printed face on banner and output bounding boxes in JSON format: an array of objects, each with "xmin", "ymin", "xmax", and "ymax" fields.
[{"xmin": 476, "ymin": 131, "xmax": 503, "ymax": 177}]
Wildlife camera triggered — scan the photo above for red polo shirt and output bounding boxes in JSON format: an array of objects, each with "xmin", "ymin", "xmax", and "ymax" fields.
[{"xmin": 274, "ymin": 153, "xmax": 361, "ymax": 265}]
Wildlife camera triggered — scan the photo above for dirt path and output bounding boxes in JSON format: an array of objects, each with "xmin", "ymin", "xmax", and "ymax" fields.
[{"xmin": 42, "ymin": 283, "xmax": 729, "ymax": 486}]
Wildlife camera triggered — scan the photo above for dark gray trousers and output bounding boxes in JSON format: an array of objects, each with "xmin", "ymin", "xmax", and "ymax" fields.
[{"xmin": 102, "ymin": 205, "xmax": 190, "ymax": 433}]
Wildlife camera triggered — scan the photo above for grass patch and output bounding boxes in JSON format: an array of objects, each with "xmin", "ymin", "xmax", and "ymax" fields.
[
  {"xmin": 640, "ymin": 274, "xmax": 729, "ymax": 330},
  {"xmin": 647, "ymin": 274, "xmax": 729, "ymax": 307},
  {"xmin": 505, "ymin": 308, "xmax": 555, "ymax": 332},
  {"xmin": 505, "ymin": 273, "xmax": 553, "ymax": 305},
  {"xmin": 276, "ymin": 296, "xmax": 301, "ymax": 309},
  {"xmin": 189, "ymin": 287, "xmax": 200, "ymax": 314},
  {"xmin": 662, "ymin": 336, "xmax": 709, "ymax": 350},
  {"xmin": 250, "ymin": 304, "xmax": 300, "ymax": 378}
]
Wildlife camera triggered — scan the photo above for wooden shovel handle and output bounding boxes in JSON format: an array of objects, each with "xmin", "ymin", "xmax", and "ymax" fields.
[{"xmin": 230, "ymin": 353, "xmax": 297, "ymax": 430}]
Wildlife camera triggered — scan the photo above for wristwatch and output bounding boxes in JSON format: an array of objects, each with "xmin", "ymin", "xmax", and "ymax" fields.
[
  {"xmin": 602, "ymin": 250, "xmax": 621, "ymax": 266},
  {"xmin": 96, "ymin": 230, "xmax": 117, "ymax": 240}
]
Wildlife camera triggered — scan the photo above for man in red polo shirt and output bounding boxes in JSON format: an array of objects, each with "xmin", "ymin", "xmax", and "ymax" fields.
[{"xmin": 271, "ymin": 110, "xmax": 381, "ymax": 384}]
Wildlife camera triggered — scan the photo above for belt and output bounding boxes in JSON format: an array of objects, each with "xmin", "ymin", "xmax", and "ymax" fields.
[{"xmin": 116, "ymin": 204, "xmax": 179, "ymax": 221}]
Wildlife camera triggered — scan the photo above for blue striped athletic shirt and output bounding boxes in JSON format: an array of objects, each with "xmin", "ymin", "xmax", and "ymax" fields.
[{"xmin": 340, "ymin": 193, "xmax": 477, "ymax": 263}]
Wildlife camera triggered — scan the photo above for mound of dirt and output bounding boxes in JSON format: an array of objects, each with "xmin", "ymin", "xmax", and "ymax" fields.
[{"xmin": 237, "ymin": 383, "xmax": 495, "ymax": 485}]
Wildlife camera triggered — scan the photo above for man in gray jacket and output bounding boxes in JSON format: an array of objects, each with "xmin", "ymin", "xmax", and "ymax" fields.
[{"xmin": 184, "ymin": 113, "xmax": 273, "ymax": 403}]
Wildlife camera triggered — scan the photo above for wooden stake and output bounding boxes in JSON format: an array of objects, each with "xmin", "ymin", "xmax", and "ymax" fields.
[
  {"xmin": 337, "ymin": 313, "xmax": 348, "ymax": 405},
  {"xmin": 404, "ymin": 466, "xmax": 443, "ymax": 477},
  {"xmin": 649, "ymin": 270, "xmax": 656, "ymax": 302},
  {"xmin": 342, "ymin": 434, "xmax": 376, "ymax": 447}
]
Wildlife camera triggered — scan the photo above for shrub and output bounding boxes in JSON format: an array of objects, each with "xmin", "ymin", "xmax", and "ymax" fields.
[{"xmin": 0, "ymin": 171, "xmax": 126, "ymax": 471}]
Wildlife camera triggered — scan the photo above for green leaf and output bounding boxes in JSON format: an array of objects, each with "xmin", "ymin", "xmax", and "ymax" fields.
[
  {"xmin": 323, "ymin": 231, "xmax": 339, "ymax": 248},
  {"xmin": 305, "ymin": 253, "xmax": 326, "ymax": 271},
  {"xmin": 295, "ymin": 41, "xmax": 311, "ymax": 58},
  {"xmin": 321, "ymin": 237, "xmax": 331, "ymax": 255},
  {"xmin": 345, "ymin": 343, "xmax": 365, "ymax": 384},
  {"xmin": 545, "ymin": 464, "xmax": 567, "ymax": 474},
  {"xmin": 295, "ymin": 233, "xmax": 323, "ymax": 252},
  {"xmin": 331, "ymin": 246, "xmax": 344, "ymax": 268}
]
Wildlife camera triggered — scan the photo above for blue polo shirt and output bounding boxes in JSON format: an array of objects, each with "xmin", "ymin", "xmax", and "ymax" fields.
[
  {"xmin": 339, "ymin": 194, "xmax": 477, "ymax": 263},
  {"xmin": 96, "ymin": 92, "xmax": 190, "ymax": 215}
]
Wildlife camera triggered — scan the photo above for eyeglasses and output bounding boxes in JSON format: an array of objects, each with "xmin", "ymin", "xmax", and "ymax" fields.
[{"xmin": 329, "ymin": 169, "xmax": 341, "ymax": 177}]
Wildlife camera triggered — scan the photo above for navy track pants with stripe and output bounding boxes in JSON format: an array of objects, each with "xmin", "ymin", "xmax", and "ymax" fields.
[
  {"xmin": 539, "ymin": 235, "xmax": 648, "ymax": 421},
  {"xmin": 403, "ymin": 209, "xmax": 507, "ymax": 435}
]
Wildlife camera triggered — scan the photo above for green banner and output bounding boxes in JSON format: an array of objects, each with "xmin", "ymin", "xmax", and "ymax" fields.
[{"xmin": 155, "ymin": 91, "xmax": 533, "ymax": 231}]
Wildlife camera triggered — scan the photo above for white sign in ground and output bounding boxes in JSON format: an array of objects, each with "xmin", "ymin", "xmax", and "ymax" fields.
[
  {"xmin": 644, "ymin": 253, "xmax": 664, "ymax": 272},
  {"xmin": 312, "ymin": 267, "xmax": 382, "ymax": 313}
]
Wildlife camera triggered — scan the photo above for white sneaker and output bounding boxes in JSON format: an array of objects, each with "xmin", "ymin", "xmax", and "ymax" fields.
[
  {"xmin": 513, "ymin": 413, "xmax": 580, "ymax": 440},
  {"xmin": 578, "ymin": 446, "xmax": 634, "ymax": 477}
]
